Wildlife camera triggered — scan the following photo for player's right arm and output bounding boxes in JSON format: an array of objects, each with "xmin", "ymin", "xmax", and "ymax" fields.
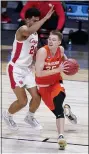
[
  {"xmin": 35, "ymin": 48, "xmax": 68, "ymax": 77},
  {"xmin": 19, "ymin": 6, "xmax": 54, "ymax": 37}
]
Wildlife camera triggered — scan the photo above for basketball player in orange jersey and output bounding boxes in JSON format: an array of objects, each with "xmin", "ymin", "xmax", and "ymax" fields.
[
  {"xmin": 35, "ymin": 30, "xmax": 73, "ymax": 149},
  {"xmin": 3, "ymin": 7, "xmax": 54, "ymax": 131}
]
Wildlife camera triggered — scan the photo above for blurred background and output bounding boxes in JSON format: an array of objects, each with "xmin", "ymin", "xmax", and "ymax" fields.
[{"xmin": 1, "ymin": 1, "xmax": 89, "ymax": 77}]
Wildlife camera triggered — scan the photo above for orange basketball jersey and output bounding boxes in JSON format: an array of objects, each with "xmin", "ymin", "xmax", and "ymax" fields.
[{"xmin": 35, "ymin": 45, "xmax": 63, "ymax": 85}]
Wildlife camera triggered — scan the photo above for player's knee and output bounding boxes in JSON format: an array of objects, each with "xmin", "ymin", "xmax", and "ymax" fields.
[
  {"xmin": 56, "ymin": 112, "xmax": 64, "ymax": 119},
  {"xmin": 32, "ymin": 93, "xmax": 41, "ymax": 103},
  {"xmin": 53, "ymin": 91, "xmax": 66, "ymax": 119},
  {"xmin": 52, "ymin": 108, "xmax": 64, "ymax": 119},
  {"xmin": 19, "ymin": 97, "xmax": 28, "ymax": 107}
]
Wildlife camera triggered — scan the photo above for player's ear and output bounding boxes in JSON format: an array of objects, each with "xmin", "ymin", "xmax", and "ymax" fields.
[
  {"xmin": 25, "ymin": 18, "xmax": 29, "ymax": 24},
  {"xmin": 58, "ymin": 40, "xmax": 61, "ymax": 46}
]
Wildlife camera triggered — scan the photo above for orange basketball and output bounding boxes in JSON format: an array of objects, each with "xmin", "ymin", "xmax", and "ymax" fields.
[{"xmin": 63, "ymin": 58, "xmax": 79, "ymax": 75}]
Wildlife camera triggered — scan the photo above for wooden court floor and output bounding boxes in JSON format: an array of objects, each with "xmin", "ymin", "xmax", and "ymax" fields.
[{"xmin": 1, "ymin": 45, "xmax": 88, "ymax": 153}]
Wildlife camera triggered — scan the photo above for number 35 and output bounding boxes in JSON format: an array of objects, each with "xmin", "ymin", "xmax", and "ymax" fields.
[{"xmin": 46, "ymin": 65, "xmax": 56, "ymax": 70}]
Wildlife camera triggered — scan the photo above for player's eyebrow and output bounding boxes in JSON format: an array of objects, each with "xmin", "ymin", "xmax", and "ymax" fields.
[{"xmin": 52, "ymin": 38, "xmax": 56, "ymax": 40}]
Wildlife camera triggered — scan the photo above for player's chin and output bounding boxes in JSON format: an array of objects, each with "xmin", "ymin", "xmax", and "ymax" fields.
[{"xmin": 48, "ymin": 45, "xmax": 54, "ymax": 49}]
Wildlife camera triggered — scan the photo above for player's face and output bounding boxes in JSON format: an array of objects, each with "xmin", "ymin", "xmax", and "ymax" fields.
[
  {"xmin": 48, "ymin": 34, "xmax": 61, "ymax": 50},
  {"xmin": 26, "ymin": 16, "xmax": 40, "ymax": 27}
]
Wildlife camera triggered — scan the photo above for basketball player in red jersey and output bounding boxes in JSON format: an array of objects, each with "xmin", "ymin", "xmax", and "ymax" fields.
[
  {"xmin": 35, "ymin": 30, "xmax": 72, "ymax": 149},
  {"xmin": 3, "ymin": 7, "xmax": 54, "ymax": 131}
]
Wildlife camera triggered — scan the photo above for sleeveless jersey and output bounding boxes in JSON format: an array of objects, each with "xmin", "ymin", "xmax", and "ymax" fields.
[
  {"xmin": 35, "ymin": 45, "xmax": 63, "ymax": 85},
  {"xmin": 10, "ymin": 32, "xmax": 38, "ymax": 67}
]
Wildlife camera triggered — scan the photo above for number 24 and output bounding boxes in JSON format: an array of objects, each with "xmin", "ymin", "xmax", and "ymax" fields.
[{"xmin": 29, "ymin": 46, "xmax": 36, "ymax": 54}]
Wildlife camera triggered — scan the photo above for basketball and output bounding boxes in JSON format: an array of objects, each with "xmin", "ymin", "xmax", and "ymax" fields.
[{"xmin": 63, "ymin": 58, "xmax": 79, "ymax": 75}]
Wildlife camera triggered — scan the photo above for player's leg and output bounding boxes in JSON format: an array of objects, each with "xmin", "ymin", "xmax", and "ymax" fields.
[
  {"xmin": 3, "ymin": 86, "xmax": 28, "ymax": 130},
  {"xmin": 38, "ymin": 83, "xmax": 67, "ymax": 149},
  {"xmin": 3, "ymin": 64, "xmax": 28, "ymax": 130},
  {"xmin": 52, "ymin": 91, "xmax": 67, "ymax": 150},
  {"xmin": 24, "ymin": 87, "xmax": 42, "ymax": 129},
  {"xmin": 24, "ymin": 71, "xmax": 42, "ymax": 129},
  {"xmin": 27, "ymin": 87, "xmax": 41, "ymax": 113}
]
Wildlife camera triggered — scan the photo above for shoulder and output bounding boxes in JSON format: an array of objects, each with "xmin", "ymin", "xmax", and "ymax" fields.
[
  {"xmin": 59, "ymin": 46, "xmax": 64, "ymax": 57},
  {"xmin": 37, "ymin": 47, "xmax": 47, "ymax": 55},
  {"xmin": 16, "ymin": 25, "xmax": 28, "ymax": 35},
  {"xmin": 19, "ymin": 25, "xmax": 28, "ymax": 32},
  {"xmin": 36, "ymin": 47, "xmax": 47, "ymax": 59},
  {"xmin": 15, "ymin": 25, "xmax": 29, "ymax": 40},
  {"xmin": 59, "ymin": 46, "xmax": 64, "ymax": 53}
]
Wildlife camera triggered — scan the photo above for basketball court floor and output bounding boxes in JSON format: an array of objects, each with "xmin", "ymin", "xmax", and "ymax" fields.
[{"xmin": 1, "ymin": 43, "xmax": 88, "ymax": 153}]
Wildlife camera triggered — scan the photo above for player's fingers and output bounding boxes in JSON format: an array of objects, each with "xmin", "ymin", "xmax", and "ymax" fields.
[
  {"xmin": 63, "ymin": 70, "xmax": 69, "ymax": 73},
  {"xmin": 51, "ymin": 10, "xmax": 55, "ymax": 14},
  {"xmin": 64, "ymin": 67, "xmax": 69, "ymax": 70},
  {"xmin": 48, "ymin": 10, "xmax": 55, "ymax": 17},
  {"xmin": 50, "ymin": 5, "xmax": 54, "ymax": 11},
  {"xmin": 63, "ymin": 69, "xmax": 69, "ymax": 72},
  {"xmin": 64, "ymin": 63, "xmax": 69, "ymax": 67},
  {"xmin": 63, "ymin": 61, "xmax": 68, "ymax": 64},
  {"xmin": 48, "ymin": 5, "xmax": 54, "ymax": 14}
]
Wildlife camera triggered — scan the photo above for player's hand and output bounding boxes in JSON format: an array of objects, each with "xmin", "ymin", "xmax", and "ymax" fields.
[
  {"xmin": 59, "ymin": 62, "xmax": 69, "ymax": 73},
  {"xmin": 44, "ymin": 5, "xmax": 54, "ymax": 20},
  {"xmin": 58, "ymin": 62, "xmax": 64, "ymax": 73},
  {"xmin": 63, "ymin": 61, "xmax": 70, "ymax": 72}
]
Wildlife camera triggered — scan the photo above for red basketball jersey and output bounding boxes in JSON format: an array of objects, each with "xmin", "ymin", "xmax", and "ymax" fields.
[{"xmin": 35, "ymin": 45, "xmax": 63, "ymax": 85}]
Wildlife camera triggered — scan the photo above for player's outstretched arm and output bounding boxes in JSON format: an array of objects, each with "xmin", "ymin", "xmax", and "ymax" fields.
[{"xmin": 20, "ymin": 6, "xmax": 54, "ymax": 37}]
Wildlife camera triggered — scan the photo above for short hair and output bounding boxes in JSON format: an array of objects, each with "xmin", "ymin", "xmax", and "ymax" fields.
[
  {"xmin": 50, "ymin": 30, "xmax": 63, "ymax": 41},
  {"xmin": 25, "ymin": 7, "xmax": 41, "ymax": 19}
]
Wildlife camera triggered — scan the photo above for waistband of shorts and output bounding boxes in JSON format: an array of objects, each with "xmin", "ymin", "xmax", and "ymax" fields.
[
  {"xmin": 37, "ymin": 81, "xmax": 63, "ymax": 88},
  {"xmin": 37, "ymin": 84, "xmax": 50, "ymax": 88},
  {"xmin": 8, "ymin": 61, "xmax": 29, "ymax": 68}
]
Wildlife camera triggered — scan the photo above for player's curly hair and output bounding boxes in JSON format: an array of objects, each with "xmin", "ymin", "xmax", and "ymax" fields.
[{"xmin": 25, "ymin": 7, "xmax": 41, "ymax": 19}]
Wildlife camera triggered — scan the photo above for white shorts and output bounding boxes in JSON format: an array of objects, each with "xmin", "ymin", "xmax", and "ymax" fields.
[{"xmin": 7, "ymin": 63, "xmax": 36, "ymax": 89}]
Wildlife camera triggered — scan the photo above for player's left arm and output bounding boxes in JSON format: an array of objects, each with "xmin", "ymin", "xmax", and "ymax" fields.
[{"xmin": 60, "ymin": 46, "xmax": 68, "ymax": 61}]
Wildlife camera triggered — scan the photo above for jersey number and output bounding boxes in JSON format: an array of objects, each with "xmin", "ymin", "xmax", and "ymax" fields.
[
  {"xmin": 46, "ymin": 66, "xmax": 56, "ymax": 70},
  {"xmin": 29, "ymin": 45, "xmax": 36, "ymax": 54}
]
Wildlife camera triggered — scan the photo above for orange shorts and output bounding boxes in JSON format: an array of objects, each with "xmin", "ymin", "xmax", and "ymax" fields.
[{"xmin": 37, "ymin": 82, "xmax": 65, "ymax": 110}]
